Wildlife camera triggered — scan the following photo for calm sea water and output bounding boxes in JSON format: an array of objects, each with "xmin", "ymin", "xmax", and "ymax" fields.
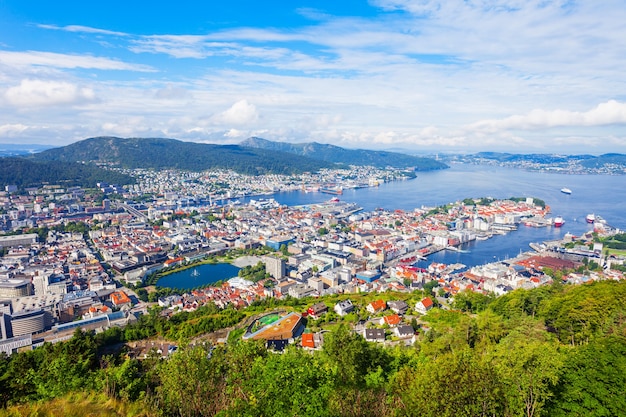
[
  {"xmin": 156, "ymin": 262, "xmax": 240, "ymax": 290},
  {"xmin": 270, "ymin": 163, "xmax": 626, "ymax": 268}
]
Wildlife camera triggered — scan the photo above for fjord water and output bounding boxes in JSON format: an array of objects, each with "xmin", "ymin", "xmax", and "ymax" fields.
[{"xmin": 272, "ymin": 163, "xmax": 626, "ymax": 268}]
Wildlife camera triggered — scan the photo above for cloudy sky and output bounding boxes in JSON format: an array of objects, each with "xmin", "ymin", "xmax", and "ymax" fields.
[{"xmin": 1, "ymin": 0, "xmax": 625, "ymax": 154}]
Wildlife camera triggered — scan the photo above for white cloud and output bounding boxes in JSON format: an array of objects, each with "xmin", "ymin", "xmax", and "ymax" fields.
[
  {"xmin": 211, "ymin": 100, "xmax": 259, "ymax": 126},
  {"xmin": 224, "ymin": 129, "xmax": 246, "ymax": 138},
  {"xmin": 0, "ymin": 123, "xmax": 29, "ymax": 136},
  {"xmin": 469, "ymin": 100, "xmax": 626, "ymax": 132},
  {"xmin": 37, "ymin": 24, "xmax": 129, "ymax": 37},
  {"xmin": 4, "ymin": 79, "xmax": 96, "ymax": 108},
  {"xmin": 0, "ymin": 50, "xmax": 155, "ymax": 72},
  {"xmin": 154, "ymin": 85, "xmax": 190, "ymax": 100}
]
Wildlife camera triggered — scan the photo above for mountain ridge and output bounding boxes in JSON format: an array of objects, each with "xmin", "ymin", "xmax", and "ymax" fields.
[
  {"xmin": 239, "ymin": 137, "xmax": 448, "ymax": 170},
  {"xmin": 29, "ymin": 136, "xmax": 332, "ymax": 176}
]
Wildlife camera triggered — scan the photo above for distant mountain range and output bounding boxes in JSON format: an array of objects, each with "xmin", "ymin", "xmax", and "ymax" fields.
[
  {"xmin": 240, "ymin": 137, "xmax": 448, "ymax": 170},
  {"xmin": 0, "ymin": 143, "xmax": 53, "ymax": 157},
  {"xmin": 461, "ymin": 152, "xmax": 626, "ymax": 170},
  {"xmin": 1, "ymin": 137, "xmax": 624, "ymax": 190}
]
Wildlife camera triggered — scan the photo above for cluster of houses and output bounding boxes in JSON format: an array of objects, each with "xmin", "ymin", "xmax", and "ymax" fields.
[{"xmin": 195, "ymin": 294, "xmax": 438, "ymax": 353}]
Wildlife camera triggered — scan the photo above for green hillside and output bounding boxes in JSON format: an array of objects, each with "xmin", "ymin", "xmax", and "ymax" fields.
[
  {"xmin": 31, "ymin": 136, "xmax": 332, "ymax": 175},
  {"xmin": 0, "ymin": 157, "xmax": 135, "ymax": 189},
  {"xmin": 240, "ymin": 136, "xmax": 448, "ymax": 170},
  {"xmin": 1, "ymin": 280, "xmax": 625, "ymax": 416}
]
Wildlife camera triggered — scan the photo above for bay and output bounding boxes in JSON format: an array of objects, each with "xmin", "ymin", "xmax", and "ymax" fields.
[
  {"xmin": 156, "ymin": 262, "xmax": 240, "ymax": 290},
  {"xmin": 268, "ymin": 164, "xmax": 626, "ymax": 268}
]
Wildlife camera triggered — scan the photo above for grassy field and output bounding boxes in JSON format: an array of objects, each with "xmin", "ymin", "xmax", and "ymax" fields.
[
  {"xmin": 0, "ymin": 392, "xmax": 155, "ymax": 417},
  {"xmin": 608, "ymin": 248, "xmax": 626, "ymax": 257}
]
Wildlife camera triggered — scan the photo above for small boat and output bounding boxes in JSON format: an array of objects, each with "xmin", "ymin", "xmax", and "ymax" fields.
[
  {"xmin": 553, "ymin": 216, "xmax": 564, "ymax": 227},
  {"xmin": 560, "ymin": 188, "xmax": 572, "ymax": 195},
  {"xmin": 191, "ymin": 269, "xmax": 200, "ymax": 277},
  {"xmin": 586, "ymin": 213, "xmax": 595, "ymax": 223}
]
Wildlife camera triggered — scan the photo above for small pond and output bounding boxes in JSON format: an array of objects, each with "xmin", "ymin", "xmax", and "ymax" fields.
[{"xmin": 156, "ymin": 263, "xmax": 240, "ymax": 290}]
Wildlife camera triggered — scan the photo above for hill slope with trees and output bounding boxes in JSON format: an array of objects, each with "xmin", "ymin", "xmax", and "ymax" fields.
[
  {"xmin": 240, "ymin": 136, "xmax": 448, "ymax": 170},
  {"xmin": 0, "ymin": 157, "xmax": 135, "ymax": 189},
  {"xmin": 30, "ymin": 136, "xmax": 333, "ymax": 175},
  {"xmin": 1, "ymin": 280, "xmax": 625, "ymax": 416}
]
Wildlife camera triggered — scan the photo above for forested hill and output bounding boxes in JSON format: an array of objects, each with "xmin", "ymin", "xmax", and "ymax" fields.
[
  {"xmin": 1, "ymin": 280, "xmax": 625, "ymax": 416},
  {"xmin": 240, "ymin": 136, "xmax": 448, "ymax": 170},
  {"xmin": 30, "ymin": 137, "xmax": 333, "ymax": 175},
  {"xmin": 0, "ymin": 157, "xmax": 135, "ymax": 189}
]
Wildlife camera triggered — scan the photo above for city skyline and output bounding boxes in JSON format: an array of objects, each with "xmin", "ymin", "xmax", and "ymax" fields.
[{"xmin": 1, "ymin": 0, "xmax": 625, "ymax": 154}]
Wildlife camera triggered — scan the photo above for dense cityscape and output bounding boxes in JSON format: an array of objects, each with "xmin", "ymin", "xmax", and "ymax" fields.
[{"xmin": 1, "ymin": 165, "xmax": 623, "ymax": 357}]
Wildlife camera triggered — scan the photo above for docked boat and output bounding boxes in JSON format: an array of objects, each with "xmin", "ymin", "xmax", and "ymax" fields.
[
  {"xmin": 586, "ymin": 213, "xmax": 596, "ymax": 223},
  {"xmin": 560, "ymin": 188, "xmax": 572, "ymax": 195},
  {"xmin": 553, "ymin": 216, "xmax": 564, "ymax": 227}
]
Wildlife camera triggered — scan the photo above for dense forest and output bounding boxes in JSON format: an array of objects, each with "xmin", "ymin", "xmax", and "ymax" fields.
[
  {"xmin": 0, "ymin": 157, "xmax": 135, "ymax": 189},
  {"xmin": 240, "ymin": 137, "xmax": 448, "ymax": 171},
  {"xmin": 1, "ymin": 280, "xmax": 625, "ymax": 417},
  {"xmin": 30, "ymin": 137, "xmax": 333, "ymax": 175}
]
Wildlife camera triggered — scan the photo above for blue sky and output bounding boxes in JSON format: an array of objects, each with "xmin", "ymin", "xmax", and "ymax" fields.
[{"xmin": 1, "ymin": 0, "xmax": 625, "ymax": 154}]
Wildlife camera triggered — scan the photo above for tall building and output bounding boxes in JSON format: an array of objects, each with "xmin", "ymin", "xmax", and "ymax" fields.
[{"xmin": 264, "ymin": 256, "xmax": 286, "ymax": 279}]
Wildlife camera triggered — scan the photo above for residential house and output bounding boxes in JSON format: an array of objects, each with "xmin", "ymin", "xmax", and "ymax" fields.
[
  {"xmin": 334, "ymin": 299, "xmax": 354, "ymax": 316},
  {"xmin": 301, "ymin": 332, "xmax": 324, "ymax": 350},
  {"xmin": 363, "ymin": 328, "xmax": 386, "ymax": 343},
  {"xmin": 380, "ymin": 314, "xmax": 402, "ymax": 327},
  {"xmin": 366, "ymin": 299, "xmax": 387, "ymax": 314},
  {"xmin": 387, "ymin": 300, "xmax": 409, "ymax": 315},
  {"xmin": 394, "ymin": 324, "xmax": 414, "ymax": 338},
  {"xmin": 307, "ymin": 302, "xmax": 328, "ymax": 319},
  {"xmin": 415, "ymin": 297, "xmax": 434, "ymax": 314}
]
